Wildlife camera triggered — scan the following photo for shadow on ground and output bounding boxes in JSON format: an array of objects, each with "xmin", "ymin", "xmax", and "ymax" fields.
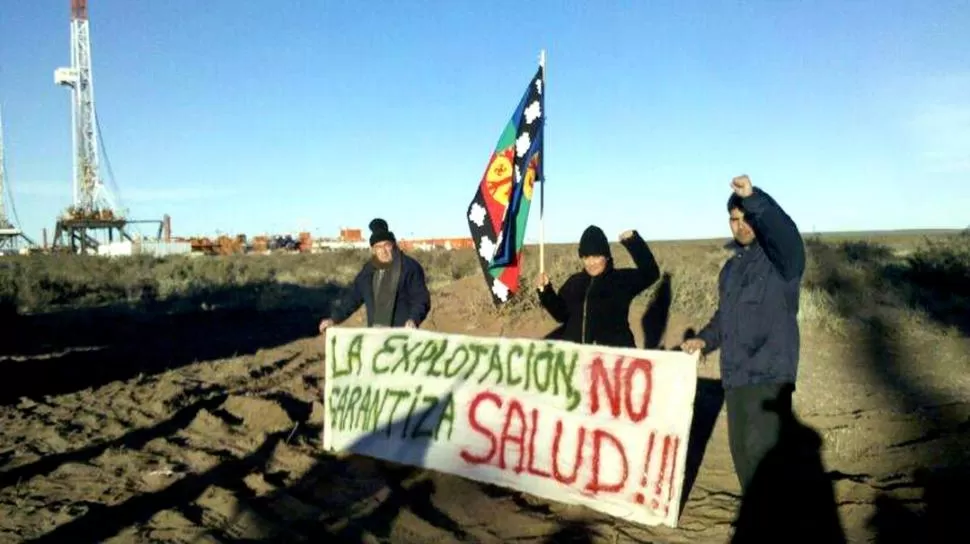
[
  {"xmin": 15, "ymin": 392, "xmax": 303, "ymax": 543},
  {"xmin": 641, "ymin": 273, "xmax": 672, "ymax": 350},
  {"xmin": 0, "ymin": 392, "xmax": 231, "ymax": 492},
  {"xmin": 539, "ymin": 518, "xmax": 604, "ymax": 543},
  {"xmin": 805, "ymin": 237, "xmax": 970, "ymax": 543},
  {"xmin": 0, "ymin": 282, "xmax": 349, "ymax": 406},
  {"xmin": 26, "ymin": 242, "xmax": 956, "ymax": 541},
  {"xmin": 15, "ymin": 381, "xmax": 604, "ymax": 542},
  {"xmin": 659, "ymin": 326, "xmax": 726, "ymax": 517},
  {"xmin": 292, "ymin": 382, "xmax": 466, "ymax": 542},
  {"xmin": 730, "ymin": 384, "xmax": 846, "ymax": 543}
]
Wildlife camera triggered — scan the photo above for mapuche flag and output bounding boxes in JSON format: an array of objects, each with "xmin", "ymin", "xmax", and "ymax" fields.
[{"xmin": 466, "ymin": 63, "xmax": 544, "ymax": 305}]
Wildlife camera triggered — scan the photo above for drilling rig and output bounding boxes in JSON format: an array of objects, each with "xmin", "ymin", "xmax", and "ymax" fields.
[
  {"xmin": 0, "ymin": 107, "xmax": 36, "ymax": 254},
  {"xmin": 51, "ymin": 0, "xmax": 133, "ymax": 253}
]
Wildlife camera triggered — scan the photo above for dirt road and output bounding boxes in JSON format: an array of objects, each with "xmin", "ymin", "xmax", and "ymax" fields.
[{"xmin": 1, "ymin": 301, "xmax": 967, "ymax": 543}]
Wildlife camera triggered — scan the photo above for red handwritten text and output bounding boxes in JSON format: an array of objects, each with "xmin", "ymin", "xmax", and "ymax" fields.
[
  {"xmin": 461, "ymin": 389, "xmax": 682, "ymax": 516},
  {"xmin": 588, "ymin": 355, "xmax": 653, "ymax": 422},
  {"xmin": 460, "ymin": 390, "xmax": 629, "ymax": 495}
]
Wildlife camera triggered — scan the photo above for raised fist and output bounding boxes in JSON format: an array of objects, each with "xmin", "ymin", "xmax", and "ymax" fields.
[{"xmin": 731, "ymin": 175, "xmax": 753, "ymax": 198}]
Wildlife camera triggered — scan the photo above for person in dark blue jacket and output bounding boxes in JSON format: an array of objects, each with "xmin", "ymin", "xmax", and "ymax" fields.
[
  {"xmin": 319, "ymin": 218, "xmax": 431, "ymax": 332},
  {"xmin": 681, "ymin": 175, "xmax": 806, "ymax": 496}
]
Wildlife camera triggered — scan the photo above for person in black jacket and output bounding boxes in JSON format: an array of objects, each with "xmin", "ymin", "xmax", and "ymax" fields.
[
  {"xmin": 536, "ymin": 226, "xmax": 661, "ymax": 348},
  {"xmin": 319, "ymin": 218, "xmax": 431, "ymax": 332},
  {"xmin": 681, "ymin": 175, "xmax": 806, "ymax": 498}
]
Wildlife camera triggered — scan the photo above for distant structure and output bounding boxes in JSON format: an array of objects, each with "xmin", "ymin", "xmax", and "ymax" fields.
[
  {"xmin": 313, "ymin": 227, "xmax": 370, "ymax": 250},
  {"xmin": 51, "ymin": 0, "xmax": 166, "ymax": 254},
  {"xmin": 397, "ymin": 237, "xmax": 475, "ymax": 251},
  {"xmin": 0, "ymin": 107, "xmax": 36, "ymax": 254},
  {"xmin": 312, "ymin": 226, "xmax": 474, "ymax": 252},
  {"xmin": 340, "ymin": 227, "xmax": 363, "ymax": 242},
  {"xmin": 95, "ymin": 214, "xmax": 188, "ymax": 257},
  {"xmin": 95, "ymin": 223, "xmax": 478, "ymax": 258}
]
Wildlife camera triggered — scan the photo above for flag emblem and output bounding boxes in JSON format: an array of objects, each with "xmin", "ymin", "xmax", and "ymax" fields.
[{"xmin": 466, "ymin": 62, "xmax": 544, "ymax": 305}]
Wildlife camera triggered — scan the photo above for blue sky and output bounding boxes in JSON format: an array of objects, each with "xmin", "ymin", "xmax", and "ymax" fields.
[{"xmin": 1, "ymin": 0, "xmax": 967, "ymax": 243}]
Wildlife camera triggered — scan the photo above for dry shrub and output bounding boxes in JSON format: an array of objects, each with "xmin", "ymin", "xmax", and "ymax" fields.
[
  {"xmin": 0, "ymin": 254, "xmax": 155, "ymax": 311},
  {"xmin": 800, "ymin": 233, "xmax": 970, "ymax": 334},
  {"xmin": 2, "ymin": 232, "xmax": 962, "ymax": 333},
  {"xmin": 904, "ymin": 231, "xmax": 970, "ymax": 297},
  {"xmin": 407, "ymin": 248, "xmax": 479, "ymax": 288},
  {"xmin": 894, "ymin": 231, "xmax": 970, "ymax": 328},
  {"xmin": 0, "ymin": 252, "xmax": 366, "ymax": 313}
]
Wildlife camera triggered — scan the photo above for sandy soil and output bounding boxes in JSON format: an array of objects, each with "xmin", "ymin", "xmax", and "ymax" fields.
[{"xmin": 1, "ymin": 278, "xmax": 968, "ymax": 543}]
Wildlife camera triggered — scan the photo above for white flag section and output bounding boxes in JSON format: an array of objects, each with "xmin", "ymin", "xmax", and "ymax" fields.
[{"xmin": 322, "ymin": 327, "xmax": 699, "ymax": 528}]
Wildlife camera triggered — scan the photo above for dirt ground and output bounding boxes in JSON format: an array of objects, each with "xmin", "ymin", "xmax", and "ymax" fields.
[{"xmin": 1, "ymin": 276, "xmax": 968, "ymax": 543}]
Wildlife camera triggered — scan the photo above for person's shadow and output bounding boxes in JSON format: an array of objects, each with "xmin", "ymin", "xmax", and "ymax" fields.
[
  {"xmin": 539, "ymin": 518, "xmax": 601, "ymax": 543},
  {"xmin": 641, "ymin": 272, "xmax": 672, "ymax": 349},
  {"xmin": 670, "ymin": 327, "xmax": 725, "ymax": 514},
  {"xmin": 299, "ymin": 382, "xmax": 467, "ymax": 541},
  {"xmin": 730, "ymin": 383, "xmax": 846, "ymax": 543}
]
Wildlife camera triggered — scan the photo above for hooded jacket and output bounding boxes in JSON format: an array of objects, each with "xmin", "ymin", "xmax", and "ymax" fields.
[
  {"xmin": 696, "ymin": 187, "xmax": 806, "ymax": 389},
  {"xmin": 538, "ymin": 228, "xmax": 661, "ymax": 348}
]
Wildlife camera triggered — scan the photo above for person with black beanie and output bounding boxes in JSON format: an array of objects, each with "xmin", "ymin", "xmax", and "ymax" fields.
[
  {"xmin": 319, "ymin": 218, "xmax": 431, "ymax": 331},
  {"xmin": 536, "ymin": 226, "xmax": 661, "ymax": 347}
]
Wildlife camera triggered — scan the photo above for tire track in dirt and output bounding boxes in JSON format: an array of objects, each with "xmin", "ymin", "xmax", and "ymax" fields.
[
  {"xmin": 0, "ymin": 322, "xmax": 743, "ymax": 543},
  {"xmin": 4, "ymin": 310, "xmax": 963, "ymax": 542},
  {"xmin": 0, "ymin": 341, "xmax": 319, "ymax": 541},
  {"xmin": 0, "ymin": 335, "xmax": 653, "ymax": 543},
  {"xmin": 1, "ymin": 334, "xmax": 498, "ymax": 542}
]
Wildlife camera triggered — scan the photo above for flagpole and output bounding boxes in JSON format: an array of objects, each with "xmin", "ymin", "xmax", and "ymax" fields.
[{"xmin": 539, "ymin": 49, "xmax": 546, "ymax": 276}]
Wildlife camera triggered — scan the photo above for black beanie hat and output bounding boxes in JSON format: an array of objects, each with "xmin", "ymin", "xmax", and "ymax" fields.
[
  {"xmin": 368, "ymin": 218, "xmax": 396, "ymax": 247},
  {"xmin": 578, "ymin": 225, "xmax": 611, "ymax": 259}
]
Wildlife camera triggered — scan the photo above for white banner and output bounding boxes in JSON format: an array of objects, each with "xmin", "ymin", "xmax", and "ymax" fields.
[{"xmin": 322, "ymin": 327, "xmax": 698, "ymax": 528}]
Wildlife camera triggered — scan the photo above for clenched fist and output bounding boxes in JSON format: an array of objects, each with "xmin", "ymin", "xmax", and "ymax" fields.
[{"xmin": 731, "ymin": 175, "xmax": 753, "ymax": 198}]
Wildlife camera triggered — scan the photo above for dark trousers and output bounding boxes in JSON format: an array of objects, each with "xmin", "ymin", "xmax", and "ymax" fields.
[{"xmin": 724, "ymin": 382, "xmax": 794, "ymax": 493}]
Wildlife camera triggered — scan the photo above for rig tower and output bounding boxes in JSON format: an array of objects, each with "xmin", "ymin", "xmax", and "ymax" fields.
[
  {"xmin": 52, "ymin": 0, "xmax": 130, "ymax": 253},
  {"xmin": 0, "ymin": 107, "xmax": 36, "ymax": 254}
]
